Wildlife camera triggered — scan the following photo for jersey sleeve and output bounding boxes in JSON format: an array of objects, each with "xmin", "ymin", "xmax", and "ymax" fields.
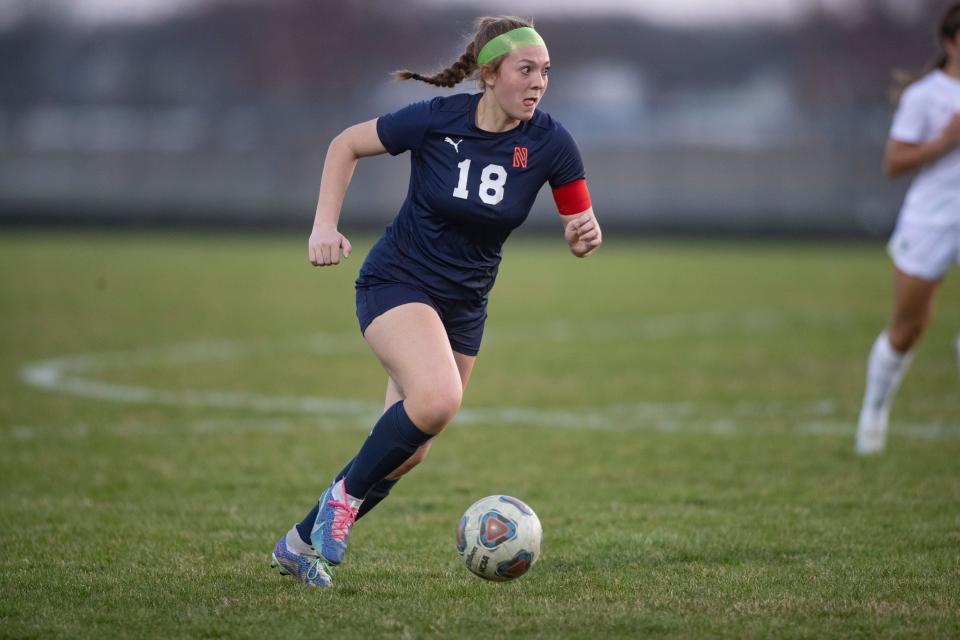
[
  {"xmin": 889, "ymin": 84, "xmax": 929, "ymax": 144},
  {"xmin": 548, "ymin": 122, "xmax": 586, "ymax": 188},
  {"xmin": 375, "ymin": 98, "xmax": 438, "ymax": 155}
]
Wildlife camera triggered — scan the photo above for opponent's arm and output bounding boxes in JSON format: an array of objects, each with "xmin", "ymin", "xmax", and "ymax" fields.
[
  {"xmin": 309, "ymin": 119, "xmax": 387, "ymax": 266},
  {"xmin": 884, "ymin": 112, "xmax": 960, "ymax": 179}
]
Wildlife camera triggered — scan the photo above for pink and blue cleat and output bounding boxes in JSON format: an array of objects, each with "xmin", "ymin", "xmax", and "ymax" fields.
[
  {"xmin": 311, "ymin": 478, "xmax": 362, "ymax": 565},
  {"xmin": 271, "ymin": 531, "xmax": 333, "ymax": 588}
]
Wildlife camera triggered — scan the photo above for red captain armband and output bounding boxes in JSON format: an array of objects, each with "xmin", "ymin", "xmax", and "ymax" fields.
[{"xmin": 552, "ymin": 178, "xmax": 592, "ymax": 215}]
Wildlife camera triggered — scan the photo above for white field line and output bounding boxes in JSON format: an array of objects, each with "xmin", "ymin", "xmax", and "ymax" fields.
[
  {"xmin": 16, "ymin": 311, "xmax": 959, "ymax": 440},
  {"xmin": 6, "ymin": 415, "xmax": 959, "ymax": 443}
]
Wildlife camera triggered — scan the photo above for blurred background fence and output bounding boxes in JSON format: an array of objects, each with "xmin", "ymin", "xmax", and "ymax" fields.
[{"xmin": 0, "ymin": 0, "xmax": 951, "ymax": 235}]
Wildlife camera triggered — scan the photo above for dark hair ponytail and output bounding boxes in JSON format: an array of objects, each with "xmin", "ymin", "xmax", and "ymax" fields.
[
  {"xmin": 393, "ymin": 16, "xmax": 533, "ymax": 88},
  {"xmin": 892, "ymin": 2, "xmax": 960, "ymax": 103}
]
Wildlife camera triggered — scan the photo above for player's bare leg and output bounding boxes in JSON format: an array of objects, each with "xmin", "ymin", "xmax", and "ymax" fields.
[
  {"xmin": 355, "ymin": 352, "xmax": 476, "ymax": 516},
  {"xmin": 306, "ymin": 303, "xmax": 474, "ymax": 567},
  {"xmin": 856, "ymin": 269, "xmax": 940, "ymax": 454}
]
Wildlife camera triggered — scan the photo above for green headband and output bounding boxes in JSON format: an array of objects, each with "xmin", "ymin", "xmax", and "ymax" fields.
[{"xmin": 476, "ymin": 27, "xmax": 546, "ymax": 65}]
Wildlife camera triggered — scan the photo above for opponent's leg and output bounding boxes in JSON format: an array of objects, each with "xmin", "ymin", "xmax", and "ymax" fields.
[
  {"xmin": 856, "ymin": 269, "xmax": 940, "ymax": 454},
  {"xmin": 955, "ymin": 333, "xmax": 960, "ymax": 378}
]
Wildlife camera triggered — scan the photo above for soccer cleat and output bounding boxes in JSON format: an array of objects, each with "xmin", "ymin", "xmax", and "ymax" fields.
[
  {"xmin": 311, "ymin": 478, "xmax": 362, "ymax": 565},
  {"xmin": 271, "ymin": 531, "xmax": 333, "ymax": 588},
  {"xmin": 855, "ymin": 405, "xmax": 889, "ymax": 455}
]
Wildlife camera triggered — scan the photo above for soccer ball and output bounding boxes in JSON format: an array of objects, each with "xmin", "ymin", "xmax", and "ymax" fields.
[{"xmin": 456, "ymin": 495, "xmax": 542, "ymax": 581}]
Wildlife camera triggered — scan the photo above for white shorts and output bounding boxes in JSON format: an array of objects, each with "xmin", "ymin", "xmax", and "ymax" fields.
[{"xmin": 887, "ymin": 220, "xmax": 960, "ymax": 281}]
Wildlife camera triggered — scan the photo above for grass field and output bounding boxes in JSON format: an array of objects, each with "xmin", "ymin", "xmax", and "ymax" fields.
[{"xmin": 1, "ymin": 230, "xmax": 959, "ymax": 639}]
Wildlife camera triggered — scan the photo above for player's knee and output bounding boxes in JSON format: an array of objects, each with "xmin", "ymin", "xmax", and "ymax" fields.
[
  {"xmin": 889, "ymin": 318, "xmax": 926, "ymax": 352},
  {"xmin": 408, "ymin": 384, "xmax": 462, "ymax": 433}
]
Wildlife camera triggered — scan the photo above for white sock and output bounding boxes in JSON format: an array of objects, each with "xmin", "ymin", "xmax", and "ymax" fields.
[
  {"xmin": 285, "ymin": 527, "xmax": 316, "ymax": 555},
  {"xmin": 955, "ymin": 334, "xmax": 960, "ymax": 374},
  {"xmin": 333, "ymin": 478, "xmax": 363, "ymax": 511},
  {"xmin": 860, "ymin": 331, "xmax": 913, "ymax": 422}
]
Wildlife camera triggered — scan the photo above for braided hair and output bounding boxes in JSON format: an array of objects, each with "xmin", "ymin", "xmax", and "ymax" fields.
[{"xmin": 393, "ymin": 16, "xmax": 534, "ymax": 88}]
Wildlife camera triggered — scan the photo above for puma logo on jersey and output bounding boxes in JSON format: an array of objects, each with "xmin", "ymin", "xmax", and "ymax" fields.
[{"xmin": 444, "ymin": 137, "xmax": 463, "ymax": 153}]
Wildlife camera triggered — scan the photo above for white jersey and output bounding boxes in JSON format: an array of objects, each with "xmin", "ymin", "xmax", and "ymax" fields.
[{"xmin": 889, "ymin": 70, "xmax": 960, "ymax": 226}]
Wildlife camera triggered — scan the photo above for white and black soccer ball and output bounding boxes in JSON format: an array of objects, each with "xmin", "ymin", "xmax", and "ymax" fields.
[{"xmin": 456, "ymin": 495, "xmax": 541, "ymax": 582}]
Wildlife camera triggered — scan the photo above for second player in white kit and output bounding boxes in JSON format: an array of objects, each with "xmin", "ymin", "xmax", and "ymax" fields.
[{"xmin": 856, "ymin": 2, "xmax": 960, "ymax": 454}]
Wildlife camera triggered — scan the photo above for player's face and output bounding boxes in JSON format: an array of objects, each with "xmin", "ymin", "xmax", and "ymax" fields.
[
  {"xmin": 491, "ymin": 45, "xmax": 550, "ymax": 121},
  {"xmin": 947, "ymin": 32, "xmax": 960, "ymax": 64}
]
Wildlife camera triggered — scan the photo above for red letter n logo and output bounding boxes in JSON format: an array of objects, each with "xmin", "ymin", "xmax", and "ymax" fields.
[{"xmin": 513, "ymin": 146, "xmax": 528, "ymax": 168}]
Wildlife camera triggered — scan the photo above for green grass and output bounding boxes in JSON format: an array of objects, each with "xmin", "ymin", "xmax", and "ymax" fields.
[{"xmin": 1, "ymin": 230, "xmax": 958, "ymax": 639}]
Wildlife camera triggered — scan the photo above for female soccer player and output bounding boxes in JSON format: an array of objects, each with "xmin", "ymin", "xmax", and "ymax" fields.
[
  {"xmin": 271, "ymin": 16, "xmax": 601, "ymax": 586},
  {"xmin": 856, "ymin": 2, "xmax": 960, "ymax": 455}
]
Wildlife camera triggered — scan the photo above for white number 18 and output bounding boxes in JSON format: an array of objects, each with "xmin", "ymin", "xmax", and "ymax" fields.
[{"xmin": 452, "ymin": 159, "xmax": 506, "ymax": 205}]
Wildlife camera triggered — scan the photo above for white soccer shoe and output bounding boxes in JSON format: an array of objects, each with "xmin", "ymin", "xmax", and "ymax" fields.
[{"xmin": 855, "ymin": 405, "xmax": 889, "ymax": 455}]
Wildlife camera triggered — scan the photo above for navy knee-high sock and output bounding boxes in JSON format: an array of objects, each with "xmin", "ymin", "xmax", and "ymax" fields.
[
  {"xmin": 294, "ymin": 475, "xmax": 400, "ymax": 545},
  {"xmin": 293, "ymin": 402, "xmax": 428, "ymax": 545},
  {"xmin": 294, "ymin": 458, "xmax": 353, "ymax": 545},
  {"xmin": 343, "ymin": 400, "xmax": 430, "ymax": 498},
  {"xmin": 335, "ymin": 458, "xmax": 400, "ymax": 521},
  {"xmin": 356, "ymin": 478, "xmax": 399, "ymax": 519},
  {"xmin": 295, "ymin": 504, "xmax": 320, "ymax": 545}
]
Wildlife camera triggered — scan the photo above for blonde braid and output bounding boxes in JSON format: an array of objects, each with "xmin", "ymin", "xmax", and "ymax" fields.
[
  {"xmin": 392, "ymin": 16, "xmax": 533, "ymax": 89},
  {"xmin": 393, "ymin": 44, "xmax": 478, "ymax": 88}
]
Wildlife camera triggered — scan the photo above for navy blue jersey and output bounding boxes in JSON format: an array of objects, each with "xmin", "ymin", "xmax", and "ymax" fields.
[{"xmin": 357, "ymin": 92, "xmax": 585, "ymax": 304}]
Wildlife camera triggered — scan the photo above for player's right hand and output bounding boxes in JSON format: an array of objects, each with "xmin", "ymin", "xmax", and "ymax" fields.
[{"xmin": 308, "ymin": 228, "xmax": 352, "ymax": 266}]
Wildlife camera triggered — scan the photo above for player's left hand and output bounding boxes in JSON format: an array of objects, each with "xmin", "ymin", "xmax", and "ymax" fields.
[{"xmin": 564, "ymin": 210, "xmax": 602, "ymax": 258}]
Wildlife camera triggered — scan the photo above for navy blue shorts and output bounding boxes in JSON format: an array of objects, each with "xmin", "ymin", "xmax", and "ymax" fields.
[{"xmin": 356, "ymin": 282, "xmax": 487, "ymax": 356}]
